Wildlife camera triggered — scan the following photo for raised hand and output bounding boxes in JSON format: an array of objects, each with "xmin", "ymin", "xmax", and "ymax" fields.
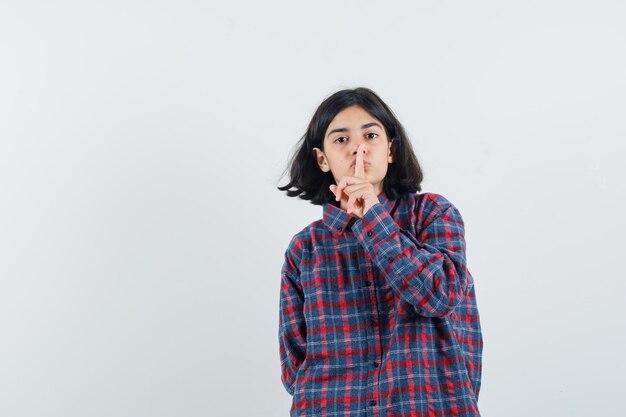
[{"xmin": 329, "ymin": 144, "xmax": 380, "ymax": 218}]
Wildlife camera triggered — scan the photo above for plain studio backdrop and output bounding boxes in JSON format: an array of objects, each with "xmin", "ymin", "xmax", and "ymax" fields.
[{"xmin": 1, "ymin": 1, "xmax": 624, "ymax": 416}]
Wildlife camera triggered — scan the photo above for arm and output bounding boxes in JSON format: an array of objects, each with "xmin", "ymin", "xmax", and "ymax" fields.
[
  {"xmin": 351, "ymin": 194, "xmax": 474, "ymax": 318},
  {"xmin": 278, "ymin": 242, "xmax": 307, "ymax": 396}
]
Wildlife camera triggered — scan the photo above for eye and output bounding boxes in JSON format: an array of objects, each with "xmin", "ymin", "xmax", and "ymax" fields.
[
  {"xmin": 366, "ymin": 132, "xmax": 378, "ymax": 139},
  {"xmin": 333, "ymin": 136, "xmax": 348, "ymax": 144}
]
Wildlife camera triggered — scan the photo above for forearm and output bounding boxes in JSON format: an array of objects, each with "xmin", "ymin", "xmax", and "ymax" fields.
[{"xmin": 352, "ymin": 201, "xmax": 473, "ymax": 318}]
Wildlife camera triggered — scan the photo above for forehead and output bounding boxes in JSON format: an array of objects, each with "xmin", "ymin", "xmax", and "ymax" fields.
[{"xmin": 326, "ymin": 105, "xmax": 381, "ymax": 130}]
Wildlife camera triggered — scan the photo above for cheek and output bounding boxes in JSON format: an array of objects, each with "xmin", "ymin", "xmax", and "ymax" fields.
[
  {"xmin": 330, "ymin": 157, "xmax": 351, "ymax": 169},
  {"xmin": 376, "ymin": 159, "xmax": 390, "ymax": 175}
]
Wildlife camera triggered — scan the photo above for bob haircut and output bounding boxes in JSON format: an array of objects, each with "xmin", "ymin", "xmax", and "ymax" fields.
[{"xmin": 278, "ymin": 87, "xmax": 423, "ymax": 206}]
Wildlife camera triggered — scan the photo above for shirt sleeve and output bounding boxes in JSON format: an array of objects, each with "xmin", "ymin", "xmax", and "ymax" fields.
[
  {"xmin": 278, "ymin": 239, "xmax": 307, "ymax": 396},
  {"xmin": 351, "ymin": 194, "xmax": 474, "ymax": 318}
]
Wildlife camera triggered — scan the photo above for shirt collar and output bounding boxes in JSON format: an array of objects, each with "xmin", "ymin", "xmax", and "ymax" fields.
[{"xmin": 322, "ymin": 189, "xmax": 394, "ymax": 236}]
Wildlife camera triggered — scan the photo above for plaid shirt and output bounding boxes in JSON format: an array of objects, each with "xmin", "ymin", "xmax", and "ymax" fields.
[{"xmin": 278, "ymin": 191, "xmax": 483, "ymax": 417}]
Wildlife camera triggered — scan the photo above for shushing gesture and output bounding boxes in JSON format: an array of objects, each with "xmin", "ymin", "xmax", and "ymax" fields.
[{"xmin": 329, "ymin": 143, "xmax": 380, "ymax": 218}]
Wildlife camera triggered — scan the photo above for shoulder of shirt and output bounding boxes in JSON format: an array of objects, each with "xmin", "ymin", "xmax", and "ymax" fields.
[
  {"xmin": 419, "ymin": 191, "xmax": 455, "ymax": 211},
  {"xmin": 406, "ymin": 192, "xmax": 461, "ymax": 227},
  {"xmin": 287, "ymin": 218, "xmax": 323, "ymax": 248},
  {"xmin": 400, "ymin": 191, "xmax": 455, "ymax": 211},
  {"xmin": 285, "ymin": 194, "xmax": 457, "ymax": 245},
  {"xmin": 283, "ymin": 220, "xmax": 318, "ymax": 258}
]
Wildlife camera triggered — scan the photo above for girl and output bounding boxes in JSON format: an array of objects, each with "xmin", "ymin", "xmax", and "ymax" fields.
[{"xmin": 277, "ymin": 87, "xmax": 483, "ymax": 417}]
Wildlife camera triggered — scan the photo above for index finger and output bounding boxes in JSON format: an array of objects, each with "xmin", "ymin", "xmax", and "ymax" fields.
[{"xmin": 355, "ymin": 143, "xmax": 365, "ymax": 179}]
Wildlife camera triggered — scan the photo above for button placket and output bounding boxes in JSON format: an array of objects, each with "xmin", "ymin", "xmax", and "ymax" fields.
[{"xmin": 360, "ymin": 256, "xmax": 383, "ymax": 416}]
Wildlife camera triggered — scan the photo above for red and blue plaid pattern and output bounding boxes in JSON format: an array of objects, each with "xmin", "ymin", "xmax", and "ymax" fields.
[{"xmin": 279, "ymin": 191, "xmax": 483, "ymax": 417}]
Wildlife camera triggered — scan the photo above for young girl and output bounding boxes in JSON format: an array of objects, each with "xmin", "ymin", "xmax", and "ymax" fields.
[{"xmin": 277, "ymin": 87, "xmax": 483, "ymax": 417}]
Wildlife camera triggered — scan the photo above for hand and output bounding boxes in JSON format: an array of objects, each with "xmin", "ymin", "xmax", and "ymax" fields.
[{"xmin": 329, "ymin": 144, "xmax": 380, "ymax": 218}]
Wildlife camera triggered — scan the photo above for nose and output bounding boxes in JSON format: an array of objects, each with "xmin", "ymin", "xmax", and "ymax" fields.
[{"xmin": 351, "ymin": 140, "xmax": 368, "ymax": 155}]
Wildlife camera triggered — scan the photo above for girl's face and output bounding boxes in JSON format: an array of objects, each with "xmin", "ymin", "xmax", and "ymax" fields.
[{"xmin": 313, "ymin": 105, "xmax": 394, "ymax": 195}]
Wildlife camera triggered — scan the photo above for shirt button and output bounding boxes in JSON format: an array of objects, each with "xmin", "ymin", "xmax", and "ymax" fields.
[
  {"xmin": 364, "ymin": 281, "xmax": 372, "ymax": 287},
  {"xmin": 373, "ymin": 361, "xmax": 379, "ymax": 368},
  {"xmin": 337, "ymin": 226, "xmax": 342, "ymax": 232},
  {"xmin": 367, "ymin": 231, "xmax": 372, "ymax": 237},
  {"xmin": 369, "ymin": 399, "xmax": 377, "ymax": 406},
  {"xmin": 388, "ymin": 257, "xmax": 393, "ymax": 262}
]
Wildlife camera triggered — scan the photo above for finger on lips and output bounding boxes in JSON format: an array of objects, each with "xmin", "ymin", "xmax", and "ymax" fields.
[
  {"xmin": 329, "ymin": 145, "xmax": 368, "ymax": 210},
  {"xmin": 355, "ymin": 143, "xmax": 365, "ymax": 179}
]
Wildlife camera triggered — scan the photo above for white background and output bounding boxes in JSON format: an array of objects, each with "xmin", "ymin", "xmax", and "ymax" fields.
[{"xmin": 1, "ymin": 1, "xmax": 625, "ymax": 416}]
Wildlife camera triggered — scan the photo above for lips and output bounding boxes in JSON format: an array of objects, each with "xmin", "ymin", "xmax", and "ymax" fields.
[{"xmin": 351, "ymin": 161, "xmax": 370, "ymax": 167}]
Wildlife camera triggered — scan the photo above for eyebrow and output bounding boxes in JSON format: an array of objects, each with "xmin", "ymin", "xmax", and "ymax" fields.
[{"xmin": 326, "ymin": 122, "xmax": 383, "ymax": 138}]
